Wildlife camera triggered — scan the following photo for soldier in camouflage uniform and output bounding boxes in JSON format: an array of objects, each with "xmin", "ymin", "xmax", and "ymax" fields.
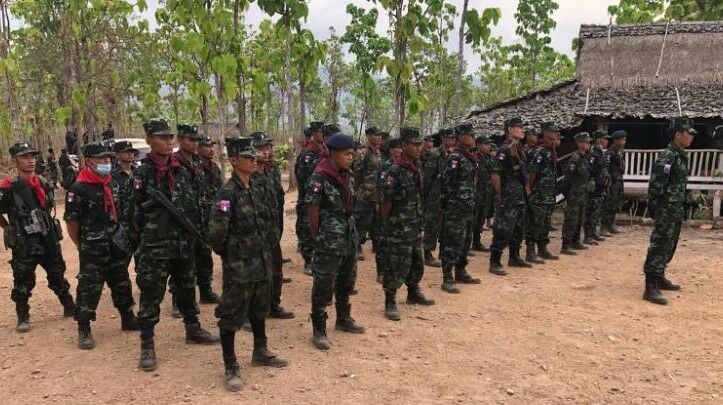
[
  {"xmin": 602, "ymin": 130, "xmax": 627, "ymax": 234},
  {"xmin": 472, "ymin": 136, "xmax": 492, "ymax": 252},
  {"xmin": 65, "ymin": 143, "xmax": 138, "ymax": 350},
  {"xmin": 489, "ymin": 117, "xmax": 530, "ymax": 275},
  {"xmin": 306, "ymin": 134, "xmax": 365, "ymax": 351},
  {"xmin": 421, "ymin": 135, "xmax": 435, "ymax": 165},
  {"xmin": 439, "ymin": 123, "xmax": 482, "ymax": 294},
  {"xmin": 126, "ymin": 119, "xmax": 219, "ymax": 373},
  {"xmin": 422, "ymin": 128, "xmax": 456, "ymax": 267},
  {"xmin": 523, "ymin": 127, "xmax": 539, "ymax": 159},
  {"xmin": 0, "ymin": 142, "xmax": 75, "ymax": 333},
  {"xmin": 374, "ymin": 137, "xmax": 401, "ymax": 285},
  {"xmin": 379, "ymin": 128, "xmax": 435, "ymax": 321},
  {"xmin": 198, "ymin": 135, "xmax": 223, "ymax": 302},
  {"xmin": 251, "ymin": 131, "xmax": 294, "ymax": 319},
  {"xmin": 208, "ymin": 137, "xmax": 288, "ymax": 392},
  {"xmin": 294, "ymin": 121, "xmax": 326, "ymax": 275},
  {"xmin": 560, "ymin": 133, "xmax": 592, "ymax": 255},
  {"xmin": 352, "ymin": 127, "xmax": 384, "ymax": 261},
  {"xmin": 583, "ymin": 130, "xmax": 611, "ymax": 244},
  {"xmin": 524, "ymin": 122, "xmax": 561, "ymax": 263},
  {"xmin": 642, "ymin": 118, "xmax": 694, "ymax": 305}
]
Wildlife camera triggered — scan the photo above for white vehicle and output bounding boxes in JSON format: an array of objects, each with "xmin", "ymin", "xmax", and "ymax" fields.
[{"xmin": 108, "ymin": 137, "xmax": 151, "ymax": 160}]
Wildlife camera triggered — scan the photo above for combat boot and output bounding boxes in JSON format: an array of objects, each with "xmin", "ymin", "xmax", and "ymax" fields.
[
  {"xmin": 525, "ymin": 245, "xmax": 545, "ymax": 264},
  {"xmin": 441, "ymin": 265, "xmax": 460, "ymax": 293},
  {"xmin": 560, "ymin": 244, "xmax": 577, "ymax": 255},
  {"xmin": 376, "ymin": 274, "xmax": 384, "ymax": 284},
  {"xmin": 471, "ymin": 240, "xmax": 489, "ymax": 252},
  {"xmin": 77, "ymin": 322, "xmax": 95, "ymax": 350},
  {"xmin": 406, "ymin": 285, "xmax": 435, "ymax": 306},
  {"xmin": 139, "ymin": 336, "xmax": 157, "ymax": 371},
  {"xmin": 537, "ymin": 244, "xmax": 559, "ymax": 260},
  {"xmin": 170, "ymin": 295, "xmax": 181, "ymax": 318},
  {"xmin": 269, "ymin": 305, "xmax": 295, "ymax": 319},
  {"xmin": 15, "ymin": 307, "xmax": 30, "ymax": 333},
  {"xmin": 185, "ymin": 323, "xmax": 221, "ymax": 345},
  {"xmin": 384, "ymin": 291, "xmax": 400, "ymax": 321},
  {"xmin": 311, "ymin": 312, "xmax": 331, "ymax": 350},
  {"xmin": 120, "ymin": 309, "xmax": 139, "ymax": 331},
  {"xmin": 508, "ymin": 249, "xmax": 533, "ymax": 268},
  {"xmin": 252, "ymin": 338, "xmax": 289, "ymax": 368},
  {"xmin": 643, "ymin": 274, "xmax": 667, "ymax": 305},
  {"xmin": 658, "ymin": 273, "xmax": 681, "ymax": 291},
  {"xmin": 199, "ymin": 285, "xmax": 220, "ymax": 304},
  {"xmin": 582, "ymin": 236, "xmax": 599, "ymax": 246},
  {"xmin": 224, "ymin": 362, "xmax": 242, "ymax": 392},
  {"xmin": 61, "ymin": 295, "xmax": 76, "ymax": 318},
  {"xmin": 455, "ymin": 267, "xmax": 481, "ymax": 284},
  {"xmin": 335, "ymin": 304, "xmax": 365, "ymax": 333},
  {"xmin": 424, "ymin": 250, "xmax": 442, "ymax": 268},
  {"xmin": 594, "ymin": 234, "xmax": 606, "ymax": 242},
  {"xmin": 571, "ymin": 241, "xmax": 588, "ymax": 250},
  {"xmin": 606, "ymin": 225, "xmax": 620, "ymax": 234},
  {"xmin": 356, "ymin": 244, "xmax": 365, "ymax": 261},
  {"xmin": 488, "ymin": 251, "xmax": 507, "ymax": 276},
  {"xmin": 303, "ymin": 259, "xmax": 313, "ymax": 276},
  {"xmin": 600, "ymin": 229, "xmax": 613, "ymax": 237}
]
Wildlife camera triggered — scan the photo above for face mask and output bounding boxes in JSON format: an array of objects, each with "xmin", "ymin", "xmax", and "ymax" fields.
[{"xmin": 96, "ymin": 163, "xmax": 112, "ymax": 175}]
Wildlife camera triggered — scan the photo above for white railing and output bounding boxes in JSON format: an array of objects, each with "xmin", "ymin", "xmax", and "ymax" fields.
[{"xmin": 623, "ymin": 149, "xmax": 723, "ymax": 191}]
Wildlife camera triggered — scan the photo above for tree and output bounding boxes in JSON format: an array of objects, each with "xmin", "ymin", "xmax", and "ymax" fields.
[
  {"xmin": 1, "ymin": 0, "xmax": 20, "ymax": 144},
  {"xmin": 509, "ymin": 0, "xmax": 559, "ymax": 91},
  {"xmin": 609, "ymin": 0, "xmax": 723, "ymax": 23}
]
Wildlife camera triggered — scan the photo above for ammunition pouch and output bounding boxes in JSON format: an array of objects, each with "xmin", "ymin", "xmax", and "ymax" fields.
[{"xmin": 3, "ymin": 225, "xmax": 16, "ymax": 249}]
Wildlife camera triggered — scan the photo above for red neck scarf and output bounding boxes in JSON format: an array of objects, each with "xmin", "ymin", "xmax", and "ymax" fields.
[
  {"xmin": 76, "ymin": 167, "xmax": 117, "ymax": 221},
  {"xmin": 314, "ymin": 158, "xmax": 352, "ymax": 214},
  {"xmin": 303, "ymin": 139, "xmax": 323, "ymax": 155},
  {"xmin": 394, "ymin": 155, "xmax": 423, "ymax": 192},
  {"xmin": 534, "ymin": 138, "xmax": 558, "ymax": 165},
  {"xmin": 147, "ymin": 152, "xmax": 180, "ymax": 193},
  {"xmin": 0, "ymin": 175, "xmax": 47, "ymax": 209},
  {"xmin": 173, "ymin": 151, "xmax": 199, "ymax": 179},
  {"xmin": 264, "ymin": 160, "xmax": 275, "ymax": 173}
]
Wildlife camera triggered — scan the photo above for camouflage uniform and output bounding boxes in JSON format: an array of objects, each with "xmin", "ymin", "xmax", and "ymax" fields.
[
  {"xmin": 560, "ymin": 149, "xmax": 591, "ymax": 249},
  {"xmin": 525, "ymin": 144, "xmax": 557, "ymax": 257},
  {"xmin": 490, "ymin": 142, "xmax": 529, "ymax": 265},
  {"xmin": 422, "ymin": 147, "xmax": 449, "ymax": 254},
  {"xmin": 197, "ymin": 155, "xmax": 223, "ymax": 298},
  {"xmin": 584, "ymin": 142, "xmax": 610, "ymax": 239},
  {"xmin": 294, "ymin": 145, "xmax": 322, "ymax": 267},
  {"xmin": 602, "ymin": 147, "xmax": 624, "ymax": 231},
  {"xmin": 352, "ymin": 146, "xmax": 382, "ymax": 251},
  {"xmin": 374, "ymin": 158, "xmax": 394, "ymax": 282},
  {"xmin": 472, "ymin": 148, "xmax": 493, "ymax": 249}
]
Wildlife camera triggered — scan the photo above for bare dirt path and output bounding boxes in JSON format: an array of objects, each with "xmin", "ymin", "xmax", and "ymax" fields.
[{"xmin": 1, "ymin": 191, "xmax": 722, "ymax": 404}]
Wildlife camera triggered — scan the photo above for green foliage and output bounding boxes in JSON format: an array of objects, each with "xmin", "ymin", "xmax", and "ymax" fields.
[
  {"xmin": 609, "ymin": 0, "xmax": 722, "ymax": 24},
  {"xmin": 273, "ymin": 142, "xmax": 290, "ymax": 169}
]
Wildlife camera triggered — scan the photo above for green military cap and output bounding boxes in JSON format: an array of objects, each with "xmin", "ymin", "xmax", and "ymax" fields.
[
  {"xmin": 143, "ymin": 118, "xmax": 174, "ymax": 137},
  {"xmin": 365, "ymin": 126, "xmax": 381, "ymax": 136},
  {"xmin": 112, "ymin": 140, "xmax": 138, "ymax": 153},
  {"xmin": 592, "ymin": 129, "xmax": 608, "ymax": 140},
  {"xmin": 250, "ymin": 131, "xmax": 273, "ymax": 147},
  {"xmin": 524, "ymin": 126, "xmax": 539, "ymax": 136},
  {"xmin": 399, "ymin": 127, "xmax": 423, "ymax": 144},
  {"xmin": 490, "ymin": 143, "xmax": 499, "ymax": 151},
  {"xmin": 176, "ymin": 124, "xmax": 202, "ymax": 140},
  {"xmin": 476, "ymin": 135, "xmax": 491, "ymax": 145},
  {"xmin": 504, "ymin": 116, "xmax": 524, "ymax": 129},
  {"xmin": 670, "ymin": 117, "xmax": 695, "ymax": 133},
  {"xmin": 226, "ymin": 136, "xmax": 255, "ymax": 158},
  {"xmin": 439, "ymin": 128, "xmax": 455, "ymax": 138},
  {"xmin": 83, "ymin": 142, "xmax": 114, "ymax": 158},
  {"xmin": 541, "ymin": 121, "xmax": 560, "ymax": 132},
  {"xmin": 387, "ymin": 138, "xmax": 402, "ymax": 149},
  {"xmin": 423, "ymin": 135, "xmax": 435, "ymax": 142},
  {"xmin": 379, "ymin": 131, "xmax": 391, "ymax": 139},
  {"xmin": 198, "ymin": 136, "xmax": 216, "ymax": 147},
  {"xmin": 323, "ymin": 123, "xmax": 340, "ymax": 135},
  {"xmin": 454, "ymin": 123, "xmax": 474, "ymax": 137},
  {"xmin": 309, "ymin": 121, "xmax": 325, "ymax": 133},
  {"xmin": 610, "ymin": 130, "xmax": 627, "ymax": 139},
  {"xmin": 9, "ymin": 142, "xmax": 39, "ymax": 157},
  {"xmin": 574, "ymin": 132, "xmax": 592, "ymax": 143}
]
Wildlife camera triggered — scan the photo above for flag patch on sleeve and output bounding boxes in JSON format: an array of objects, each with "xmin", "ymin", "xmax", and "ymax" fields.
[
  {"xmin": 218, "ymin": 200, "xmax": 231, "ymax": 212},
  {"xmin": 312, "ymin": 182, "xmax": 322, "ymax": 193},
  {"xmin": 133, "ymin": 179, "xmax": 143, "ymax": 189},
  {"xmin": 663, "ymin": 163, "xmax": 671, "ymax": 174}
]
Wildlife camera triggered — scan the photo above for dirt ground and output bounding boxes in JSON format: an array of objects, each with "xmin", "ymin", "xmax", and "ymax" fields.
[{"xmin": 1, "ymin": 191, "xmax": 722, "ymax": 405}]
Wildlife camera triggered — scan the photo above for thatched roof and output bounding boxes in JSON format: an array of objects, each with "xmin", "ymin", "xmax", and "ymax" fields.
[{"xmin": 577, "ymin": 21, "xmax": 723, "ymax": 88}]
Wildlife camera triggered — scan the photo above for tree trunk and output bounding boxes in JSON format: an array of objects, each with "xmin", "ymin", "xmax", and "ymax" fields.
[
  {"xmin": 214, "ymin": 73, "xmax": 227, "ymax": 181},
  {"xmin": 392, "ymin": 1, "xmax": 406, "ymax": 136},
  {"xmin": 0, "ymin": 1, "xmax": 19, "ymax": 143},
  {"xmin": 455, "ymin": 0, "xmax": 469, "ymax": 118},
  {"xmin": 233, "ymin": 0, "xmax": 246, "ymax": 136}
]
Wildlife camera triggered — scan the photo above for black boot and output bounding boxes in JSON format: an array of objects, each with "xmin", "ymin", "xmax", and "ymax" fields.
[
  {"xmin": 120, "ymin": 309, "xmax": 140, "ymax": 331},
  {"xmin": 61, "ymin": 294, "xmax": 76, "ymax": 318},
  {"xmin": 406, "ymin": 285, "xmax": 435, "ymax": 305},
  {"xmin": 525, "ymin": 245, "xmax": 545, "ymax": 264},
  {"xmin": 560, "ymin": 243, "xmax": 577, "ymax": 255},
  {"xmin": 335, "ymin": 303, "xmax": 365, "ymax": 333},
  {"xmin": 508, "ymin": 249, "xmax": 533, "ymax": 268},
  {"xmin": 658, "ymin": 273, "xmax": 681, "ymax": 291},
  {"xmin": 185, "ymin": 323, "xmax": 221, "ymax": 345},
  {"xmin": 455, "ymin": 266, "xmax": 481, "ymax": 284},
  {"xmin": 303, "ymin": 259, "xmax": 313, "ymax": 276},
  {"xmin": 488, "ymin": 250, "xmax": 506, "ymax": 276},
  {"xmin": 15, "ymin": 306, "xmax": 30, "ymax": 333},
  {"xmin": 199, "ymin": 285, "xmax": 220, "ymax": 304},
  {"xmin": 537, "ymin": 244, "xmax": 559, "ymax": 260},
  {"xmin": 384, "ymin": 291, "xmax": 400, "ymax": 321},
  {"xmin": 224, "ymin": 362, "xmax": 242, "ymax": 392},
  {"xmin": 269, "ymin": 305, "xmax": 295, "ymax": 319},
  {"xmin": 424, "ymin": 250, "xmax": 442, "ymax": 268},
  {"xmin": 139, "ymin": 336, "xmax": 157, "ymax": 371},
  {"xmin": 571, "ymin": 240, "xmax": 588, "ymax": 250},
  {"xmin": 607, "ymin": 225, "xmax": 621, "ymax": 234},
  {"xmin": 77, "ymin": 322, "xmax": 95, "ymax": 350},
  {"xmin": 594, "ymin": 234, "xmax": 606, "ymax": 242},
  {"xmin": 311, "ymin": 312, "xmax": 331, "ymax": 350},
  {"xmin": 252, "ymin": 338, "xmax": 288, "ymax": 368},
  {"xmin": 582, "ymin": 236, "xmax": 599, "ymax": 246},
  {"xmin": 643, "ymin": 274, "xmax": 667, "ymax": 305},
  {"xmin": 600, "ymin": 229, "xmax": 613, "ymax": 237},
  {"xmin": 220, "ymin": 329, "xmax": 242, "ymax": 391},
  {"xmin": 356, "ymin": 244, "xmax": 365, "ymax": 261},
  {"xmin": 170, "ymin": 295, "xmax": 181, "ymax": 318},
  {"xmin": 471, "ymin": 239, "xmax": 489, "ymax": 252},
  {"xmin": 441, "ymin": 264, "xmax": 460, "ymax": 293}
]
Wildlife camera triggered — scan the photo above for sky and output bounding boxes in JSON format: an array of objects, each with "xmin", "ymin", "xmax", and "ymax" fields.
[{"xmin": 138, "ymin": 0, "xmax": 619, "ymax": 72}]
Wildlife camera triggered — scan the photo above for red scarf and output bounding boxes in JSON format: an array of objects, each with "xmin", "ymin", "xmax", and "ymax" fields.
[
  {"xmin": 534, "ymin": 138, "xmax": 558, "ymax": 165},
  {"xmin": 459, "ymin": 147, "xmax": 479, "ymax": 181},
  {"xmin": 303, "ymin": 139, "xmax": 323, "ymax": 155},
  {"xmin": 147, "ymin": 152, "xmax": 180, "ymax": 193},
  {"xmin": 393, "ymin": 155, "xmax": 423, "ymax": 192},
  {"xmin": 0, "ymin": 175, "xmax": 47, "ymax": 209},
  {"xmin": 173, "ymin": 151, "xmax": 199, "ymax": 180},
  {"xmin": 76, "ymin": 167, "xmax": 117, "ymax": 222},
  {"xmin": 314, "ymin": 158, "xmax": 352, "ymax": 214}
]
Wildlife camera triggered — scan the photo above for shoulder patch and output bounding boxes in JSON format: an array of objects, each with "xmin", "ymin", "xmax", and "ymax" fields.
[
  {"xmin": 536, "ymin": 154, "xmax": 543, "ymax": 164},
  {"xmin": 66, "ymin": 192, "xmax": 76, "ymax": 202},
  {"xmin": 663, "ymin": 163, "xmax": 671, "ymax": 174},
  {"xmin": 311, "ymin": 181, "xmax": 322, "ymax": 193},
  {"xmin": 498, "ymin": 152, "xmax": 506, "ymax": 160},
  {"xmin": 304, "ymin": 155, "xmax": 311, "ymax": 163},
  {"xmin": 450, "ymin": 159, "xmax": 459, "ymax": 169},
  {"xmin": 386, "ymin": 176, "xmax": 394, "ymax": 186},
  {"xmin": 218, "ymin": 200, "xmax": 231, "ymax": 212},
  {"xmin": 133, "ymin": 178, "xmax": 143, "ymax": 189}
]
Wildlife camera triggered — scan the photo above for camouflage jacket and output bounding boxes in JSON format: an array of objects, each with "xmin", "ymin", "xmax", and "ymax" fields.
[
  {"xmin": 208, "ymin": 172, "xmax": 272, "ymax": 284},
  {"xmin": 304, "ymin": 171, "xmax": 358, "ymax": 257},
  {"xmin": 198, "ymin": 157, "xmax": 222, "ymax": 219},
  {"xmin": 380, "ymin": 158, "xmax": 423, "ymax": 244},
  {"xmin": 352, "ymin": 146, "xmax": 382, "ymax": 202},
  {"xmin": 604, "ymin": 148, "xmax": 625, "ymax": 190},
  {"xmin": 173, "ymin": 151, "xmax": 203, "ymax": 226},
  {"xmin": 476, "ymin": 153, "xmax": 493, "ymax": 206},
  {"xmin": 124, "ymin": 157, "xmax": 198, "ymax": 259},
  {"xmin": 295, "ymin": 150, "xmax": 321, "ymax": 205},
  {"xmin": 110, "ymin": 164, "xmax": 132, "ymax": 225},
  {"xmin": 64, "ymin": 181, "xmax": 118, "ymax": 255},
  {"xmin": 588, "ymin": 145, "xmax": 610, "ymax": 196},
  {"xmin": 441, "ymin": 149, "xmax": 478, "ymax": 213},
  {"xmin": 528, "ymin": 146, "xmax": 557, "ymax": 205},
  {"xmin": 648, "ymin": 143, "xmax": 688, "ymax": 221},
  {"xmin": 562, "ymin": 151, "xmax": 591, "ymax": 204},
  {"xmin": 422, "ymin": 148, "xmax": 449, "ymax": 208},
  {"xmin": 251, "ymin": 166, "xmax": 283, "ymax": 242},
  {"xmin": 493, "ymin": 142, "xmax": 528, "ymax": 207}
]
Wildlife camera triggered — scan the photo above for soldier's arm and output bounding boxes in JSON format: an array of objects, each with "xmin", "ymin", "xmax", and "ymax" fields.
[
  {"xmin": 63, "ymin": 185, "xmax": 82, "ymax": 249},
  {"xmin": 208, "ymin": 187, "xmax": 232, "ymax": 255},
  {"xmin": 308, "ymin": 204, "xmax": 320, "ymax": 239},
  {"xmin": 527, "ymin": 150, "xmax": 541, "ymax": 189},
  {"xmin": 124, "ymin": 173, "xmax": 143, "ymax": 246},
  {"xmin": 379, "ymin": 169, "xmax": 397, "ymax": 221},
  {"xmin": 0, "ymin": 186, "xmax": 10, "ymax": 228},
  {"xmin": 305, "ymin": 175, "xmax": 323, "ymax": 239}
]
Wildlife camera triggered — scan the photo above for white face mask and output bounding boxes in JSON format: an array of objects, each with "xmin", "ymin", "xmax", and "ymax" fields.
[{"xmin": 96, "ymin": 163, "xmax": 112, "ymax": 175}]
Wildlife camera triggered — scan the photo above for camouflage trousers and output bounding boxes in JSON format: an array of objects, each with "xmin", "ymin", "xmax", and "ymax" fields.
[
  {"xmin": 643, "ymin": 208, "xmax": 682, "ymax": 275},
  {"xmin": 440, "ymin": 208, "xmax": 475, "ymax": 268},
  {"xmin": 295, "ymin": 203, "xmax": 314, "ymax": 263},
  {"xmin": 562, "ymin": 200, "xmax": 586, "ymax": 245},
  {"xmin": 491, "ymin": 202, "xmax": 527, "ymax": 254},
  {"xmin": 75, "ymin": 245, "xmax": 135, "ymax": 322},
  {"xmin": 270, "ymin": 239, "xmax": 284, "ymax": 309},
  {"xmin": 194, "ymin": 240, "xmax": 214, "ymax": 288},
  {"xmin": 136, "ymin": 255, "xmax": 199, "ymax": 328},
  {"xmin": 584, "ymin": 194, "xmax": 605, "ymax": 238},
  {"xmin": 374, "ymin": 224, "xmax": 388, "ymax": 280},
  {"xmin": 472, "ymin": 204, "xmax": 488, "ymax": 246},
  {"xmin": 525, "ymin": 202, "xmax": 554, "ymax": 248},
  {"xmin": 354, "ymin": 200, "xmax": 379, "ymax": 246},
  {"xmin": 602, "ymin": 184, "xmax": 623, "ymax": 229},
  {"xmin": 311, "ymin": 252, "xmax": 357, "ymax": 317},
  {"xmin": 10, "ymin": 251, "xmax": 73, "ymax": 313},
  {"xmin": 423, "ymin": 202, "xmax": 443, "ymax": 252},
  {"xmin": 382, "ymin": 241, "xmax": 425, "ymax": 294},
  {"xmin": 216, "ymin": 278, "xmax": 270, "ymax": 332}
]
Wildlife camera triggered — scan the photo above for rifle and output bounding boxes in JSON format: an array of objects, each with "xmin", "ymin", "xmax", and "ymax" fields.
[{"xmin": 141, "ymin": 188, "xmax": 206, "ymax": 244}]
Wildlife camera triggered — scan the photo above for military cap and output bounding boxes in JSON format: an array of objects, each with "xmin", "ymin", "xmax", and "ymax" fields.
[
  {"xmin": 541, "ymin": 122, "xmax": 560, "ymax": 133},
  {"xmin": 454, "ymin": 123, "xmax": 474, "ymax": 137},
  {"xmin": 83, "ymin": 142, "xmax": 114, "ymax": 158},
  {"xmin": 490, "ymin": 143, "xmax": 499, "ymax": 151},
  {"xmin": 524, "ymin": 126, "xmax": 539, "ymax": 136},
  {"xmin": 365, "ymin": 126, "xmax": 381, "ymax": 136},
  {"xmin": 198, "ymin": 136, "xmax": 216, "ymax": 147},
  {"xmin": 250, "ymin": 131, "xmax": 273, "ymax": 147},
  {"xmin": 323, "ymin": 123, "xmax": 340, "ymax": 135},
  {"xmin": 354, "ymin": 140, "xmax": 362, "ymax": 149},
  {"xmin": 387, "ymin": 138, "xmax": 402, "ymax": 149},
  {"xmin": 303, "ymin": 127, "xmax": 313, "ymax": 138},
  {"xmin": 399, "ymin": 127, "xmax": 423, "ymax": 144},
  {"xmin": 176, "ymin": 124, "xmax": 202, "ymax": 140},
  {"xmin": 574, "ymin": 132, "xmax": 592, "ymax": 143},
  {"xmin": 439, "ymin": 128, "xmax": 455, "ymax": 138},
  {"xmin": 143, "ymin": 118, "xmax": 174, "ymax": 136},
  {"xmin": 423, "ymin": 135, "xmax": 435, "ymax": 142},
  {"xmin": 112, "ymin": 140, "xmax": 138, "ymax": 153},
  {"xmin": 592, "ymin": 129, "xmax": 608, "ymax": 140},
  {"xmin": 476, "ymin": 135, "xmax": 491, "ymax": 144},
  {"xmin": 9, "ymin": 142, "xmax": 39, "ymax": 157},
  {"xmin": 670, "ymin": 117, "xmax": 695, "ymax": 133},
  {"xmin": 504, "ymin": 116, "xmax": 524, "ymax": 129},
  {"xmin": 325, "ymin": 133, "xmax": 355, "ymax": 150},
  {"xmin": 309, "ymin": 121, "xmax": 325, "ymax": 133},
  {"xmin": 226, "ymin": 136, "xmax": 255, "ymax": 158},
  {"xmin": 610, "ymin": 130, "xmax": 627, "ymax": 139},
  {"xmin": 379, "ymin": 131, "xmax": 391, "ymax": 139}
]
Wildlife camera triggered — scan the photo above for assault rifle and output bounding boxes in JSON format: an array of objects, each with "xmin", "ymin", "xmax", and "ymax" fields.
[{"xmin": 141, "ymin": 188, "xmax": 206, "ymax": 244}]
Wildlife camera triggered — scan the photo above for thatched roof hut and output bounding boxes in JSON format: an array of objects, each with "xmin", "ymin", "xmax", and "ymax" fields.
[{"xmin": 467, "ymin": 21, "xmax": 723, "ymax": 143}]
